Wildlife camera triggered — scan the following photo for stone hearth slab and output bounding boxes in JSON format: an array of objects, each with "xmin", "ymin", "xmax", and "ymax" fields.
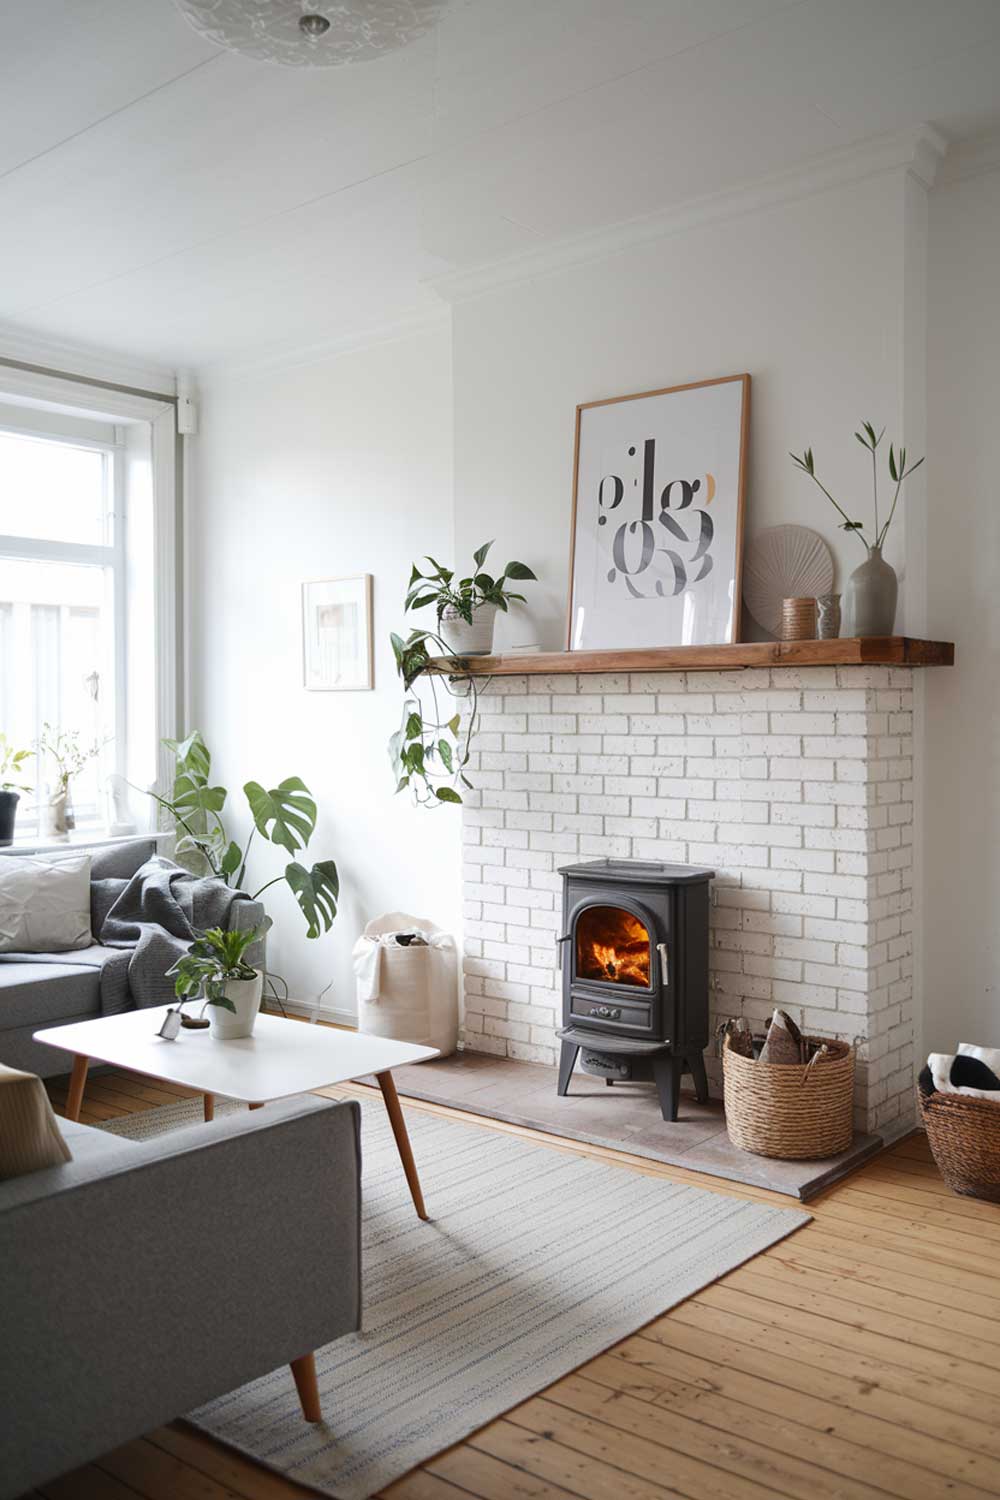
[{"xmin": 387, "ymin": 1052, "xmax": 883, "ymax": 1200}]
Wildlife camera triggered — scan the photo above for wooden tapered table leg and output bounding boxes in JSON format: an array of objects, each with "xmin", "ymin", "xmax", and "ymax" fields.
[
  {"xmin": 248, "ymin": 1101, "xmax": 266, "ymax": 1111},
  {"xmin": 290, "ymin": 1352, "xmax": 321, "ymax": 1423},
  {"xmin": 65, "ymin": 1054, "xmax": 89, "ymax": 1122},
  {"xmin": 375, "ymin": 1069, "xmax": 429, "ymax": 1221},
  {"xmin": 203, "ymin": 1093, "xmax": 214, "ymax": 1122}
]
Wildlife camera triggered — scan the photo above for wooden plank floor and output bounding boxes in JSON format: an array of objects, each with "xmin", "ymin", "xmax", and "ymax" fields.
[{"xmin": 35, "ymin": 1069, "xmax": 1000, "ymax": 1500}]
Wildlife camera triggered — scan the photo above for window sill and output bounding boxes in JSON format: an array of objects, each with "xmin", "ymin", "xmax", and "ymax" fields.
[{"xmin": 0, "ymin": 829, "xmax": 170, "ymax": 857}]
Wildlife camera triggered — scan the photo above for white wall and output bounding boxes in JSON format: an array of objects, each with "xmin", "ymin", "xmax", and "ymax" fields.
[
  {"xmin": 451, "ymin": 173, "xmax": 914, "ymax": 653},
  {"xmin": 923, "ymin": 164, "xmax": 1000, "ymax": 1053},
  {"xmin": 189, "ymin": 325, "xmax": 461, "ymax": 1016},
  {"xmin": 187, "ymin": 152, "xmax": 1000, "ymax": 1068}
]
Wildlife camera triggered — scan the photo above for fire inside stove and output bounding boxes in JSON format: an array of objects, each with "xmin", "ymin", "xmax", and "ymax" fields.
[{"xmin": 575, "ymin": 905, "xmax": 651, "ymax": 987}]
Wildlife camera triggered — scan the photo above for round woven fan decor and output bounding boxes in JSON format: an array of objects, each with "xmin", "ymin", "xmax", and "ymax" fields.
[{"xmin": 743, "ymin": 524, "xmax": 835, "ymax": 638}]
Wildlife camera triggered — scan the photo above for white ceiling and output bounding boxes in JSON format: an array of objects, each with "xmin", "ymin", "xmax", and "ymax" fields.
[{"xmin": 2, "ymin": 0, "xmax": 1000, "ymax": 371}]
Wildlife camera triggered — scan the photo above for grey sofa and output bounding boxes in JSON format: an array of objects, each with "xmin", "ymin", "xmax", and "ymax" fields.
[
  {"xmin": 0, "ymin": 838, "xmax": 265, "ymax": 1077},
  {"xmin": 0, "ymin": 1092, "xmax": 362, "ymax": 1499}
]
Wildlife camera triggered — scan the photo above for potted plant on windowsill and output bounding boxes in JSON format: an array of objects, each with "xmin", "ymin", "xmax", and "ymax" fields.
[
  {"xmin": 167, "ymin": 924, "xmax": 270, "ymax": 1040},
  {"xmin": 0, "ymin": 736, "xmax": 33, "ymax": 847},
  {"xmin": 37, "ymin": 724, "xmax": 109, "ymax": 840}
]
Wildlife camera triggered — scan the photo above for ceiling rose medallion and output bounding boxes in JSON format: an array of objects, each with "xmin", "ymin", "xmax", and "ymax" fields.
[{"xmin": 173, "ymin": 1, "xmax": 448, "ymax": 67}]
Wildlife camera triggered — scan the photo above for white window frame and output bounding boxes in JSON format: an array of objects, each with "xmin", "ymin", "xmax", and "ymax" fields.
[
  {"xmin": 0, "ymin": 365, "xmax": 178, "ymax": 815},
  {"xmin": 0, "ymin": 421, "xmax": 126, "ymax": 807}
]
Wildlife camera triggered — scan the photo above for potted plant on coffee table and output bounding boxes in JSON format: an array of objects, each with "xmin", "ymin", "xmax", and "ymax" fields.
[
  {"xmin": 0, "ymin": 735, "xmax": 33, "ymax": 846},
  {"xmin": 167, "ymin": 924, "xmax": 270, "ymax": 1040}
]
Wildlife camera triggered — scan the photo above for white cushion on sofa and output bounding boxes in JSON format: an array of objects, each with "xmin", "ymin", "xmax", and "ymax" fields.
[{"xmin": 0, "ymin": 854, "xmax": 92, "ymax": 954}]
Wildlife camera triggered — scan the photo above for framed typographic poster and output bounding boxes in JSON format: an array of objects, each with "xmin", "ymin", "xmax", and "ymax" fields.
[
  {"xmin": 566, "ymin": 374, "xmax": 750, "ymax": 650},
  {"xmin": 302, "ymin": 574, "xmax": 374, "ymax": 690}
]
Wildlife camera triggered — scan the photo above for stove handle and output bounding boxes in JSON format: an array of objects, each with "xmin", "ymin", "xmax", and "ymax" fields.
[
  {"xmin": 555, "ymin": 933, "xmax": 572, "ymax": 971},
  {"xmin": 658, "ymin": 941, "xmax": 669, "ymax": 986}
]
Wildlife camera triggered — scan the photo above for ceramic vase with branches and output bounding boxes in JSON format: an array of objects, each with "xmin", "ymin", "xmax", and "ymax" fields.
[{"xmin": 790, "ymin": 422, "xmax": 924, "ymax": 636}]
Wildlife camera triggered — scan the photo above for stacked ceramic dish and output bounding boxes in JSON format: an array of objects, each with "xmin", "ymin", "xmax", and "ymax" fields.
[
  {"xmin": 743, "ymin": 525, "xmax": 833, "ymax": 639},
  {"xmin": 779, "ymin": 596, "xmax": 817, "ymax": 640}
]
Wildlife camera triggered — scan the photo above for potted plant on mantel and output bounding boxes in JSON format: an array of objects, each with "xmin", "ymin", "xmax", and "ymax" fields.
[
  {"xmin": 406, "ymin": 540, "xmax": 536, "ymax": 656},
  {"xmin": 0, "ymin": 735, "xmax": 33, "ymax": 846},
  {"xmin": 790, "ymin": 422, "xmax": 924, "ymax": 636},
  {"xmin": 167, "ymin": 924, "xmax": 269, "ymax": 1039},
  {"xmin": 390, "ymin": 541, "xmax": 536, "ymax": 807}
]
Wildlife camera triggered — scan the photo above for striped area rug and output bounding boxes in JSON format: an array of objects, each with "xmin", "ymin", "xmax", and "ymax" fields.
[{"xmin": 101, "ymin": 1093, "xmax": 808, "ymax": 1499}]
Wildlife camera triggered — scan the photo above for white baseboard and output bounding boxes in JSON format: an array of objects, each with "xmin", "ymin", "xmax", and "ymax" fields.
[{"xmin": 265, "ymin": 997, "xmax": 358, "ymax": 1028}]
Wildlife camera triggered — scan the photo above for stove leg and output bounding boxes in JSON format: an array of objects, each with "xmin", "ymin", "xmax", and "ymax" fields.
[
  {"xmin": 557, "ymin": 1040, "xmax": 579, "ymax": 1096},
  {"xmin": 690, "ymin": 1050, "xmax": 709, "ymax": 1105},
  {"xmin": 653, "ymin": 1052, "xmax": 683, "ymax": 1122}
]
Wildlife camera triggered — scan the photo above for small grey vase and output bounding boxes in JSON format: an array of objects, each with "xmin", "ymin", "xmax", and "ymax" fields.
[{"xmin": 846, "ymin": 544, "xmax": 897, "ymax": 637}]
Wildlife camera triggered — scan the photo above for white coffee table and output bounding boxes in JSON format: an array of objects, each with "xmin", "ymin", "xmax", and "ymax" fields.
[{"xmin": 35, "ymin": 1008, "xmax": 438, "ymax": 1220}]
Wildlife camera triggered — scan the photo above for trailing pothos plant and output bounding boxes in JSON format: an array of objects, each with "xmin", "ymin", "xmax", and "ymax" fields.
[
  {"xmin": 390, "ymin": 541, "xmax": 536, "ymax": 807},
  {"xmin": 146, "ymin": 731, "xmax": 339, "ymax": 938}
]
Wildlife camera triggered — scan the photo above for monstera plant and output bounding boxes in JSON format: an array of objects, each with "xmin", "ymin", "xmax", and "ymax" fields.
[{"xmin": 146, "ymin": 731, "xmax": 339, "ymax": 938}]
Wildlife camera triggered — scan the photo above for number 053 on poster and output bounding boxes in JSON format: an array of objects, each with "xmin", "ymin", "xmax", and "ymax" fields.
[{"xmin": 567, "ymin": 374, "xmax": 749, "ymax": 651}]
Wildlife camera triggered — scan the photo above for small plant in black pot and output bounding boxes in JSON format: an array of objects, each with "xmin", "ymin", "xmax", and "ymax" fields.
[{"xmin": 0, "ymin": 735, "xmax": 33, "ymax": 846}]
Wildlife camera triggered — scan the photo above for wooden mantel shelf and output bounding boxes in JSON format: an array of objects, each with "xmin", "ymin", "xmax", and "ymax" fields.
[{"xmin": 429, "ymin": 637, "xmax": 954, "ymax": 677}]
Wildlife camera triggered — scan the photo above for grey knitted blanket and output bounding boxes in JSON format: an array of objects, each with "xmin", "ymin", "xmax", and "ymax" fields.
[{"xmin": 98, "ymin": 857, "xmax": 255, "ymax": 1014}]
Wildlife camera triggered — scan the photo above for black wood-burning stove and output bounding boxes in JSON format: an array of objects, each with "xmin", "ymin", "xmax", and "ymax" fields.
[{"xmin": 556, "ymin": 858, "xmax": 714, "ymax": 1121}]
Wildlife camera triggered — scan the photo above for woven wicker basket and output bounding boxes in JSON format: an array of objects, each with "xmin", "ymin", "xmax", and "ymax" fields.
[
  {"xmin": 723, "ymin": 1034, "xmax": 855, "ymax": 1159},
  {"xmin": 918, "ymin": 1074, "xmax": 1000, "ymax": 1202}
]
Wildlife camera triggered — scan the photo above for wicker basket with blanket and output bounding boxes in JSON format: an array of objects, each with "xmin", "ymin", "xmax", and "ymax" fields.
[{"xmin": 919, "ymin": 1071, "xmax": 1000, "ymax": 1202}]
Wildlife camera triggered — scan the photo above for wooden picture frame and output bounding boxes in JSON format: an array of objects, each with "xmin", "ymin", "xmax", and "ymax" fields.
[
  {"xmin": 302, "ymin": 574, "xmax": 374, "ymax": 691},
  {"xmin": 566, "ymin": 373, "xmax": 750, "ymax": 652}
]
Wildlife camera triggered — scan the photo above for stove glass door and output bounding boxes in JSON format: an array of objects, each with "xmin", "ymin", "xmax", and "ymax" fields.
[{"xmin": 574, "ymin": 904, "xmax": 651, "ymax": 988}]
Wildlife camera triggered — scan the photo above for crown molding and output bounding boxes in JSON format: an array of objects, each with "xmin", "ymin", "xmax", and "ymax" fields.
[
  {"xmin": 427, "ymin": 124, "xmax": 948, "ymax": 306},
  {"xmin": 197, "ymin": 306, "xmax": 449, "ymax": 385},
  {"xmin": 0, "ymin": 321, "xmax": 177, "ymax": 400},
  {"xmin": 935, "ymin": 126, "xmax": 1000, "ymax": 187}
]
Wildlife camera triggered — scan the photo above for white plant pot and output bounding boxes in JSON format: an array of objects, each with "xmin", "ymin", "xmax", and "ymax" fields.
[
  {"xmin": 439, "ymin": 603, "xmax": 497, "ymax": 656},
  {"xmin": 209, "ymin": 971, "xmax": 263, "ymax": 1040}
]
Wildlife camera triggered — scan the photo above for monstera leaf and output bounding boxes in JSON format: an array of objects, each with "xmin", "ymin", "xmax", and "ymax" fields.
[
  {"xmin": 172, "ymin": 773, "xmax": 227, "ymax": 820},
  {"xmin": 164, "ymin": 730, "xmax": 212, "ymax": 785},
  {"xmin": 156, "ymin": 732, "xmax": 341, "ymax": 941},
  {"xmin": 285, "ymin": 860, "xmax": 339, "ymax": 939},
  {"xmin": 244, "ymin": 777, "xmax": 317, "ymax": 855}
]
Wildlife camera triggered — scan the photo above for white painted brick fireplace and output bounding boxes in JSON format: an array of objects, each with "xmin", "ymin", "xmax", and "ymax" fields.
[{"xmin": 460, "ymin": 666, "xmax": 917, "ymax": 1137}]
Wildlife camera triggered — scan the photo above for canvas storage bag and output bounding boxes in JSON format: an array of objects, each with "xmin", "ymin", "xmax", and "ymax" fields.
[{"xmin": 352, "ymin": 911, "xmax": 458, "ymax": 1056}]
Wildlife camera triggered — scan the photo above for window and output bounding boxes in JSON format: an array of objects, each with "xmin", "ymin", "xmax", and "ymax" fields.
[{"xmin": 0, "ymin": 422, "xmax": 124, "ymax": 832}]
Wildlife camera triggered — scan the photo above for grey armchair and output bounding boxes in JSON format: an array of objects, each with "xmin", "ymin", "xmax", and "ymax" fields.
[{"xmin": 0, "ymin": 1093, "xmax": 362, "ymax": 1499}]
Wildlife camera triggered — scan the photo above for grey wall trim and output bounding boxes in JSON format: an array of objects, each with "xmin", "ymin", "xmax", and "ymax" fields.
[{"xmin": 0, "ymin": 356, "xmax": 176, "ymax": 405}]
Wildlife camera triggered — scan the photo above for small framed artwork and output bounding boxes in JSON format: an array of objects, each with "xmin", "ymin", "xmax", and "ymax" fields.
[
  {"xmin": 566, "ymin": 374, "xmax": 750, "ymax": 651},
  {"xmin": 302, "ymin": 574, "xmax": 373, "ymax": 691}
]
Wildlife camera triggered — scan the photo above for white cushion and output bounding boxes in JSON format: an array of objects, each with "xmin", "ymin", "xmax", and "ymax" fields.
[{"xmin": 0, "ymin": 853, "xmax": 93, "ymax": 954}]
